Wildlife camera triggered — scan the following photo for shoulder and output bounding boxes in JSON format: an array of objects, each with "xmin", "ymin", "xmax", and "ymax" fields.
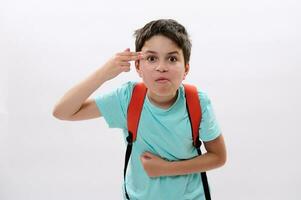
[
  {"xmin": 182, "ymin": 84, "xmax": 211, "ymax": 107},
  {"xmin": 115, "ymin": 81, "xmax": 137, "ymax": 100},
  {"xmin": 94, "ymin": 81, "xmax": 138, "ymax": 111},
  {"xmin": 118, "ymin": 81, "xmax": 137, "ymax": 92},
  {"xmin": 197, "ymin": 88, "xmax": 211, "ymax": 108},
  {"xmin": 115, "ymin": 81, "xmax": 143, "ymax": 112}
]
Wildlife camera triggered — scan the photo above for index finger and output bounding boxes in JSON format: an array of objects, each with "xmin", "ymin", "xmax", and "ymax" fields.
[
  {"xmin": 117, "ymin": 51, "xmax": 140, "ymax": 56},
  {"xmin": 119, "ymin": 52, "xmax": 144, "ymax": 61}
]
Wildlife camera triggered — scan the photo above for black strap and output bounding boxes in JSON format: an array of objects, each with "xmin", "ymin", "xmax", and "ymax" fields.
[
  {"xmin": 124, "ymin": 137, "xmax": 211, "ymax": 200},
  {"xmin": 185, "ymin": 91, "xmax": 211, "ymax": 200},
  {"xmin": 124, "ymin": 133, "xmax": 133, "ymax": 200},
  {"xmin": 195, "ymin": 141, "xmax": 211, "ymax": 200}
]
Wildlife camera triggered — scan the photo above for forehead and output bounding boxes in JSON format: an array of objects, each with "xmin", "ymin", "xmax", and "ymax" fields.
[{"xmin": 141, "ymin": 35, "xmax": 183, "ymax": 55}]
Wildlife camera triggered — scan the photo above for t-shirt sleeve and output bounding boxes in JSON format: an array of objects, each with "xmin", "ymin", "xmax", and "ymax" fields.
[
  {"xmin": 94, "ymin": 81, "xmax": 135, "ymax": 129},
  {"xmin": 198, "ymin": 91, "xmax": 222, "ymax": 142}
]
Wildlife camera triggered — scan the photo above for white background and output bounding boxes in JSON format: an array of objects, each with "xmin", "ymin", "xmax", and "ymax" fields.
[{"xmin": 1, "ymin": 0, "xmax": 300, "ymax": 199}]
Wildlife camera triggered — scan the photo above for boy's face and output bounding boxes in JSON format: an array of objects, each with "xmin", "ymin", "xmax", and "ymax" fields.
[{"xmin": 135, "ymin": 35, "xmax": 189, "ymax": 98}]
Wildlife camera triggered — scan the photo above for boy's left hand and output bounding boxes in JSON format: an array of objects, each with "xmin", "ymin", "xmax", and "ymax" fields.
[{"xmin": 140, "ymin": 152, "xmax": 169, "ymax": 178}]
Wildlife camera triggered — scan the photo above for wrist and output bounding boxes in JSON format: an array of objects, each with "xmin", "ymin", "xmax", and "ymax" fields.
[{"xmin": 162, "ymin": 160, "xmax": 175, "ymax": 176}]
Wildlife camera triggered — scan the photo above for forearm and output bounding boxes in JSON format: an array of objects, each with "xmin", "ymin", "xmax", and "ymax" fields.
[
  {"xmin": 164, "ymin": 152, "xmax": 226, "ymax": 176},
  {"xmin": 53, "ymin": 67, "xmax": 108, "ymax": 118}
]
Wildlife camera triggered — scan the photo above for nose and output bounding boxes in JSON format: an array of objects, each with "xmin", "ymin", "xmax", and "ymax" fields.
[{"xmin": 155, "ymin": 62, "xmax": 168, "ymax": 72}]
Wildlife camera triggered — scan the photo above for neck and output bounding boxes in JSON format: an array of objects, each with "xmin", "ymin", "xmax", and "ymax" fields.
[{"xmin": 147, "ymin": 90, "xmax": 178, "ymax": 109}]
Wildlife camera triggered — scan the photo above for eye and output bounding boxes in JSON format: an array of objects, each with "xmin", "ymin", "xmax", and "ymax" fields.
[
  {"xmin": 169, "ymin": 56, "xmax": 177, "ymax": 62},
  {"xmin": 146, "ymin": 56, "xmax": 157, "ymax": 63}
]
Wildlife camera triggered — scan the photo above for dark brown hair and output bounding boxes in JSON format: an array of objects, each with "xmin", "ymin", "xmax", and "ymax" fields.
[{"xmin": 134, "ymin": 19, "xmax": 192, "ymax": 65}]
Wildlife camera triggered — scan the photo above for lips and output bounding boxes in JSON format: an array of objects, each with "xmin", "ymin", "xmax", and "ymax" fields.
[
  {"xmin": 156, "ymin": 77, "xmax": 169, "ymax": 81},
  {"xmin": 155, "ymin": 77, "xmax": 170, "ymax": 84}
]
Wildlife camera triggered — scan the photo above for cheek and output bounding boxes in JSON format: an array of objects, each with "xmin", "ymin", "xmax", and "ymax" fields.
[
  {"xmin": 171, "ymin": 68, "xmax": 185, "ymax": 78},
  {"xmin": 141, "ymin": 62, "xmax": 154, "ymax": 71},
  {"xmin": 140, "ymin": 64, "xmax": 153, "ymax": 76},
  {"xmin": 139, "ymin": 67, "xmax": 152, "ymax": 81}
]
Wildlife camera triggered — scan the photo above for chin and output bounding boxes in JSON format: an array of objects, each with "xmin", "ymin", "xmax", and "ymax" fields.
[{"xmin": 153, "ymin": 85, "xmax": 177, "ymax": 97}]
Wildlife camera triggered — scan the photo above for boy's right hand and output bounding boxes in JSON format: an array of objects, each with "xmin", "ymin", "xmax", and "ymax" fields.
[{"xmin": 101, "ymin": 48, "xmax": 143, "ymax": 81}]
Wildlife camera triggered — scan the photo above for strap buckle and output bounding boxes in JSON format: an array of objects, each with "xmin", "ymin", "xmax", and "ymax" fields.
[
  {"xmin": 126, "ymin": 132, "xmax": 133, "ymax": 145},
  {"xmin": 194, "ymin": 139, "xmax": 202, "ymax": 148}
]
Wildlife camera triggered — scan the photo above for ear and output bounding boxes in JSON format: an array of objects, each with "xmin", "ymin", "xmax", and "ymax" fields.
[
  {"xmin": 183, "ymin": 63, "xmax": 190, "ymax": 80},
  {"xmin": 135, "ymin": 60, "xmax": 143, "ymax": 78}
]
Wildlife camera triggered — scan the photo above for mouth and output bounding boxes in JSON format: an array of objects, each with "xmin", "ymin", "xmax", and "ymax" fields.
[{"xmin": 155, "ymin": 77, "xmax": 170, "ymax": 83}]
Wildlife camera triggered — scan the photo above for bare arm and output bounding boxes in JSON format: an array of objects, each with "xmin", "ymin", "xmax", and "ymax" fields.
[
  {"xmin": 52, "ymin": 68, "xmax": 107, "ymax": 120},
  {"xmin": 52, "ymin": 48, "xmax": 143, "ymax": 121},
  {"xmin": 164, "ymin": 134, "xmax": 227, "ymax": 176},
  {"xmin": 140, "ymin": 134, "xmax": 227, "ymax": 177}
]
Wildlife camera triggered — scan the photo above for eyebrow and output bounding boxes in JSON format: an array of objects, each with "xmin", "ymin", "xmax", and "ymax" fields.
[{"xmin": 144, "ymin": 50, "xmax": 179, "ymax": 55}]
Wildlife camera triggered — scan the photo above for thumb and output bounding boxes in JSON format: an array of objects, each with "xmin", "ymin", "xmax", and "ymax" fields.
[{"xmin": 124, "ymin": 48, "xmax": 130, "ymax": 52}]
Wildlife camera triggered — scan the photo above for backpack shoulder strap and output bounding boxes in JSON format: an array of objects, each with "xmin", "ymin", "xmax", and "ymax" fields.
[
  {"xmin": 127, "ymin": 82, "xmax": 147, "ymax": 143},
  {"xmin": 184, "ymin": 84, "xmax": 211, "ymax": 200},
  {"xmin": 184, "ymin": 84, "xmax": 202, "ymax": 147},
  {"xmin": 124, "ymin": 82, "xmax": 147, "ymax": 199}
]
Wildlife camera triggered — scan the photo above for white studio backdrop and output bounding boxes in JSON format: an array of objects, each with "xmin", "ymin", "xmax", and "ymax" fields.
[{"xmin": 1, "ymin": 0, "xmax": 300, "ymax": 199}]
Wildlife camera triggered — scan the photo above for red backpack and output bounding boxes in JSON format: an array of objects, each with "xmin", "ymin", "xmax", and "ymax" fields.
[{"xmin": 124, "ymin": 82, "xmax": 211, "ymax": 200}]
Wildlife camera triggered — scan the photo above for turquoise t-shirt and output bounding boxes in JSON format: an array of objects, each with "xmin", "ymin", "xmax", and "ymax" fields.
[{"xmin": 95, "ymin": 81, "xmax": 221, "ymax": 200}]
